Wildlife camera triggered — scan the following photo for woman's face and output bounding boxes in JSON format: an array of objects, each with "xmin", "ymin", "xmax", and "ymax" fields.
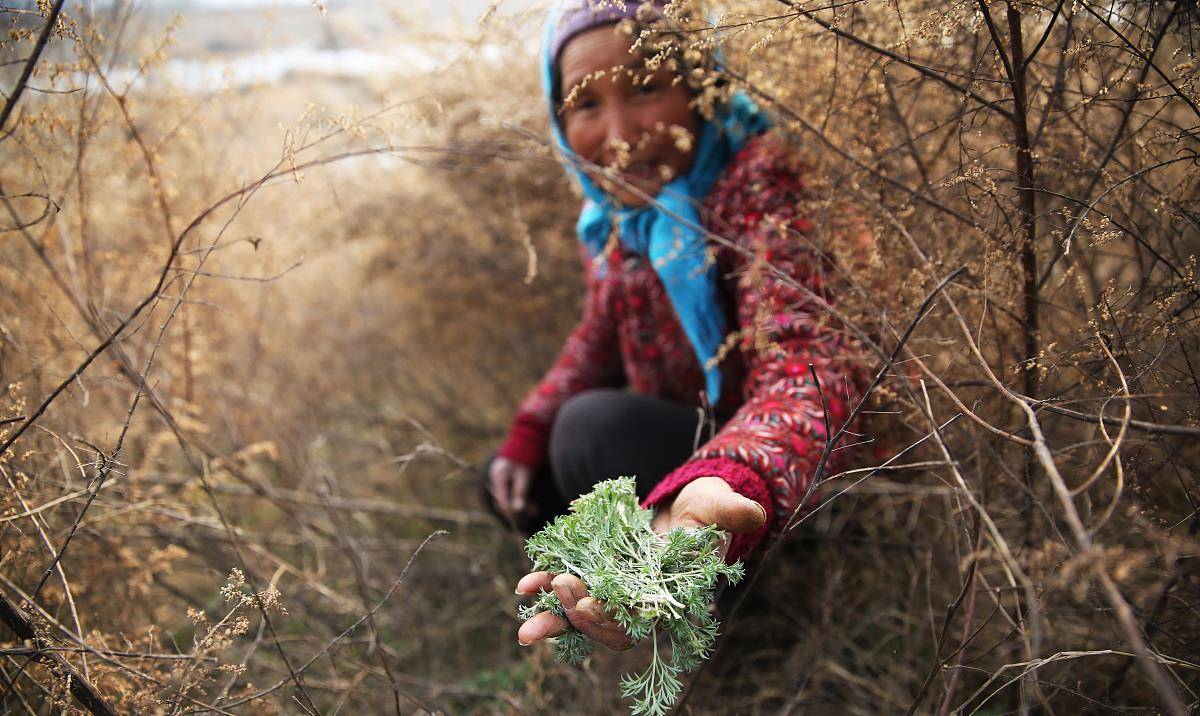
[{"xmin": 558, "ymin": 25, "xmax": 698, "ymax": 206}]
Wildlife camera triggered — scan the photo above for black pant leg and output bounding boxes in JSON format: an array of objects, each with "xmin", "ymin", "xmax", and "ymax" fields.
[
  {"xmin": 547, "ymin": 389, "xmax": 703, "ymax": 503},
  {"xmin": 483, "ymin": 389, "xmax": 709, "ymax": 534}
]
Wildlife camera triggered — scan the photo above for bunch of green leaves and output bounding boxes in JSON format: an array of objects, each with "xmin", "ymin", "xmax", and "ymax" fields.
[{"xmin": 520, "ymin": 477, "xmax": 744, "ymax": 716}]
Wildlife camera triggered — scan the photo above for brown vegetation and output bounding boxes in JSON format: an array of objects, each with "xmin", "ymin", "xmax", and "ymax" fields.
[{"xmin": 1, "ymin": 1, "xmax": 1198, "ymax": 713}]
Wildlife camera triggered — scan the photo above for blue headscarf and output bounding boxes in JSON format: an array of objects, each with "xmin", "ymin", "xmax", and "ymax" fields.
[{"xmin": 541, "ymin": 8, "xmax": 770, "ymax": 403}]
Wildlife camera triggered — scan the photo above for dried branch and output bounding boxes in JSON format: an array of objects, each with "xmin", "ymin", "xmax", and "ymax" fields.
[
  {"xmin": 0, "ymin": 594, "xmax": 116, "ymax": 716},
  {"xmin": 776, "ymin": 0, "xmax": 1016, "ymax": 121},
  {"xmin": 0, "ymin": 0, "xmax": 64, "ymax": 136},
  {"xmin": 216, "ymin": 531, "xmax": 446, "ymax": 711},
  {"xmin": 940, "ymin": 286, "xmax": 1191, "ymax": 715}
]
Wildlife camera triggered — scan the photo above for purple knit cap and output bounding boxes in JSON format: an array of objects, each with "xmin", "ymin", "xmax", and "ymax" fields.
[{"xmin": 549, "ymin": 0, "xmax": 667, "ymax": 69}]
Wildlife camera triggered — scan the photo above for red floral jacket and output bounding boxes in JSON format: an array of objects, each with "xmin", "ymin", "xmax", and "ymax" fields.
[{"xmin": 499, "ymin": 134, "xmax": 865, "ymax": 560}]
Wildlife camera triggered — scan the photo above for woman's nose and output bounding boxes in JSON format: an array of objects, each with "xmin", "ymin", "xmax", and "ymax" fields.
[{"xmin": 601, "ymin": 104, "xmax": 642, "ymax": 159}]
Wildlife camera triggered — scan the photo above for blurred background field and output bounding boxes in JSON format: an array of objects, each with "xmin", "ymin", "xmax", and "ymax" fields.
[{"xmin": 1, "ymin": 1, "xmax": 1198, "ymax": 714}]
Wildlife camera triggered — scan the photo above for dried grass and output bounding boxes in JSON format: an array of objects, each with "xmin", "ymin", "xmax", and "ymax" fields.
[{"xmin": 1, "ymin": 1, "xmax": 1197, "ymax": 713}]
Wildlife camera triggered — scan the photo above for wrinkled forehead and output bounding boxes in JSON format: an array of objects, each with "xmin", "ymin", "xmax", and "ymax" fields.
[{"xmin": 557, "ymin": 24, "xmax": 645, "ymax": 96}]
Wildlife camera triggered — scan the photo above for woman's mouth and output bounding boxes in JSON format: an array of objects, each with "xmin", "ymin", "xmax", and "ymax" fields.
[
  {"xmin": 620, "ymin": 163, "xmax": 656, "ymax": 180},
  {"xmin": 587, "ymin": 156, "xmax": 675, "ymax": 204}
]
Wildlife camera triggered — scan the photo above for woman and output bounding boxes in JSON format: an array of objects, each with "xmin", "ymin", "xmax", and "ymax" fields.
[{"xmin": 485, "ymin": 1, "xmax": 864, "ymax": 651}]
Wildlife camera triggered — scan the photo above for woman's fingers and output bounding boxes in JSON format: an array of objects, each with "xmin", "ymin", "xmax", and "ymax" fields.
[
  {"xmin": 510, "ymin": 465, "xmax": 532, "ymax": 514},
  {"xmin": 515, "ymin": 572, "xmax": 566, "ymax": 646},
  {"xmin": 570, "ymin": 597, "xmax": 633, "ymax": 650},
  {"xmin": 515, "ymin": 571, "xmax": 555, "ymax": 595},
  {"xmin": 551, "ymin": 573, "xmax": 588, "ymax": 609},
  {"xmin": 544, "ymin": 574, "xmax": 633, "ymax": 650},
  {"xmin": 518, "ymin": 573, "xmax": 632, "ymax": 651},
  {"xmin": 518, "ymin": 610, "xmax": 569, "ymax": 645},
  {"xmin": 489, "ymin": 460, "xmax": 512, "ymax": 514},
  {"xmin": 551, "ymin": 574, "xmax": 633, "ymax": 650},
  {"xmin": 515, "ymin": 600, "xmax": 629, "ymax": 650},
  {"xmin": 489, "ymin": 457, "xmax": 535, "ymax": 517}
]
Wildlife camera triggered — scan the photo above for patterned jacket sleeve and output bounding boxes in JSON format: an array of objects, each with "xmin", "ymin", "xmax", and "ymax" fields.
[
  {"xmin": 643, "ymin": 138, "xmax": 866, "ymax": 561},
  {"xmin": 498, "ymin": 251, "xmax": 625, "ymax": 471}
]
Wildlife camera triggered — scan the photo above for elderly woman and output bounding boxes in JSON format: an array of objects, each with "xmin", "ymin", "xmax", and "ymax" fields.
[{"xmin": 483, "ymin": 1, "xmax": 863, "ymax": 651}]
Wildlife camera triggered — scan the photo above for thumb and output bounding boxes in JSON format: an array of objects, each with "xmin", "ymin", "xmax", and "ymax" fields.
[{"xmin": 707, "ymin": 489, "xmax": 768, "ymax": 534}]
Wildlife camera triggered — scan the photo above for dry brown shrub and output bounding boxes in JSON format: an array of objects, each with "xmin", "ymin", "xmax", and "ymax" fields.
[{"xmin": 1, "ymin": 1, "xmax": 1197, "ymax": 714}]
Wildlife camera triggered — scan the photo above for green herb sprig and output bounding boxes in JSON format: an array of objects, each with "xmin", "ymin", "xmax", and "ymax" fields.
[{"xmin": 519, "ymin": 477, "xmax": 744, "ymax": 716}]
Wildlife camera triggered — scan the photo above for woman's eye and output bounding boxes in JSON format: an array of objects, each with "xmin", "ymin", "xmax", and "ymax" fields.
[
  {"xmin": 633, "ymin": 76, "xmax": 667, "ymax": 96},
  {"xmin": 566, "ymin": 94, "xmax": 599, "ymax": 112}
]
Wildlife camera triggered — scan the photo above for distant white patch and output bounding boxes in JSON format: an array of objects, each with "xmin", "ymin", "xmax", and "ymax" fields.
[{"xmin": 89, "ymin": 42, "xmax": 505, "ymax": 94}]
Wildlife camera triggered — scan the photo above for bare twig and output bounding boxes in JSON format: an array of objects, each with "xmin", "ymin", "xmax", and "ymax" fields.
[{"xmin": 217, "ymin": 531, "xmax": 446, "ymax": 711}]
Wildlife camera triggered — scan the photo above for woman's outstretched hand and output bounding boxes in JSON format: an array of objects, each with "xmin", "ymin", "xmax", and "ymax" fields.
[
  {"xmin": 515, "ymin": 476, "xmax": 766, "ymax": 650},
  {"xmin": 648, "ymin": 476, "xmax": 768, "ymax": 535}
]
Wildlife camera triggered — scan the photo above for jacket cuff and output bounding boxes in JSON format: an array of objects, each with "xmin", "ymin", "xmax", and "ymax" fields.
[
  {"xmin": 498, "ymin": 413, "xmax": 549, "ymax": 472},
  {"xmin": 641, "ymin": 457, "xmax": 773, "ymax": 562}
]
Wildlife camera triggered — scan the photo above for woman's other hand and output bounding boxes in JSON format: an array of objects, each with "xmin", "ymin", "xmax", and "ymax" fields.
[
  {"xmin": 515, "ymin": 476, "xmax": 766, "ymax": 650},
  {"xmin": 488, "ymin": 455, "xmax": 535, "ymax": 519}
]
